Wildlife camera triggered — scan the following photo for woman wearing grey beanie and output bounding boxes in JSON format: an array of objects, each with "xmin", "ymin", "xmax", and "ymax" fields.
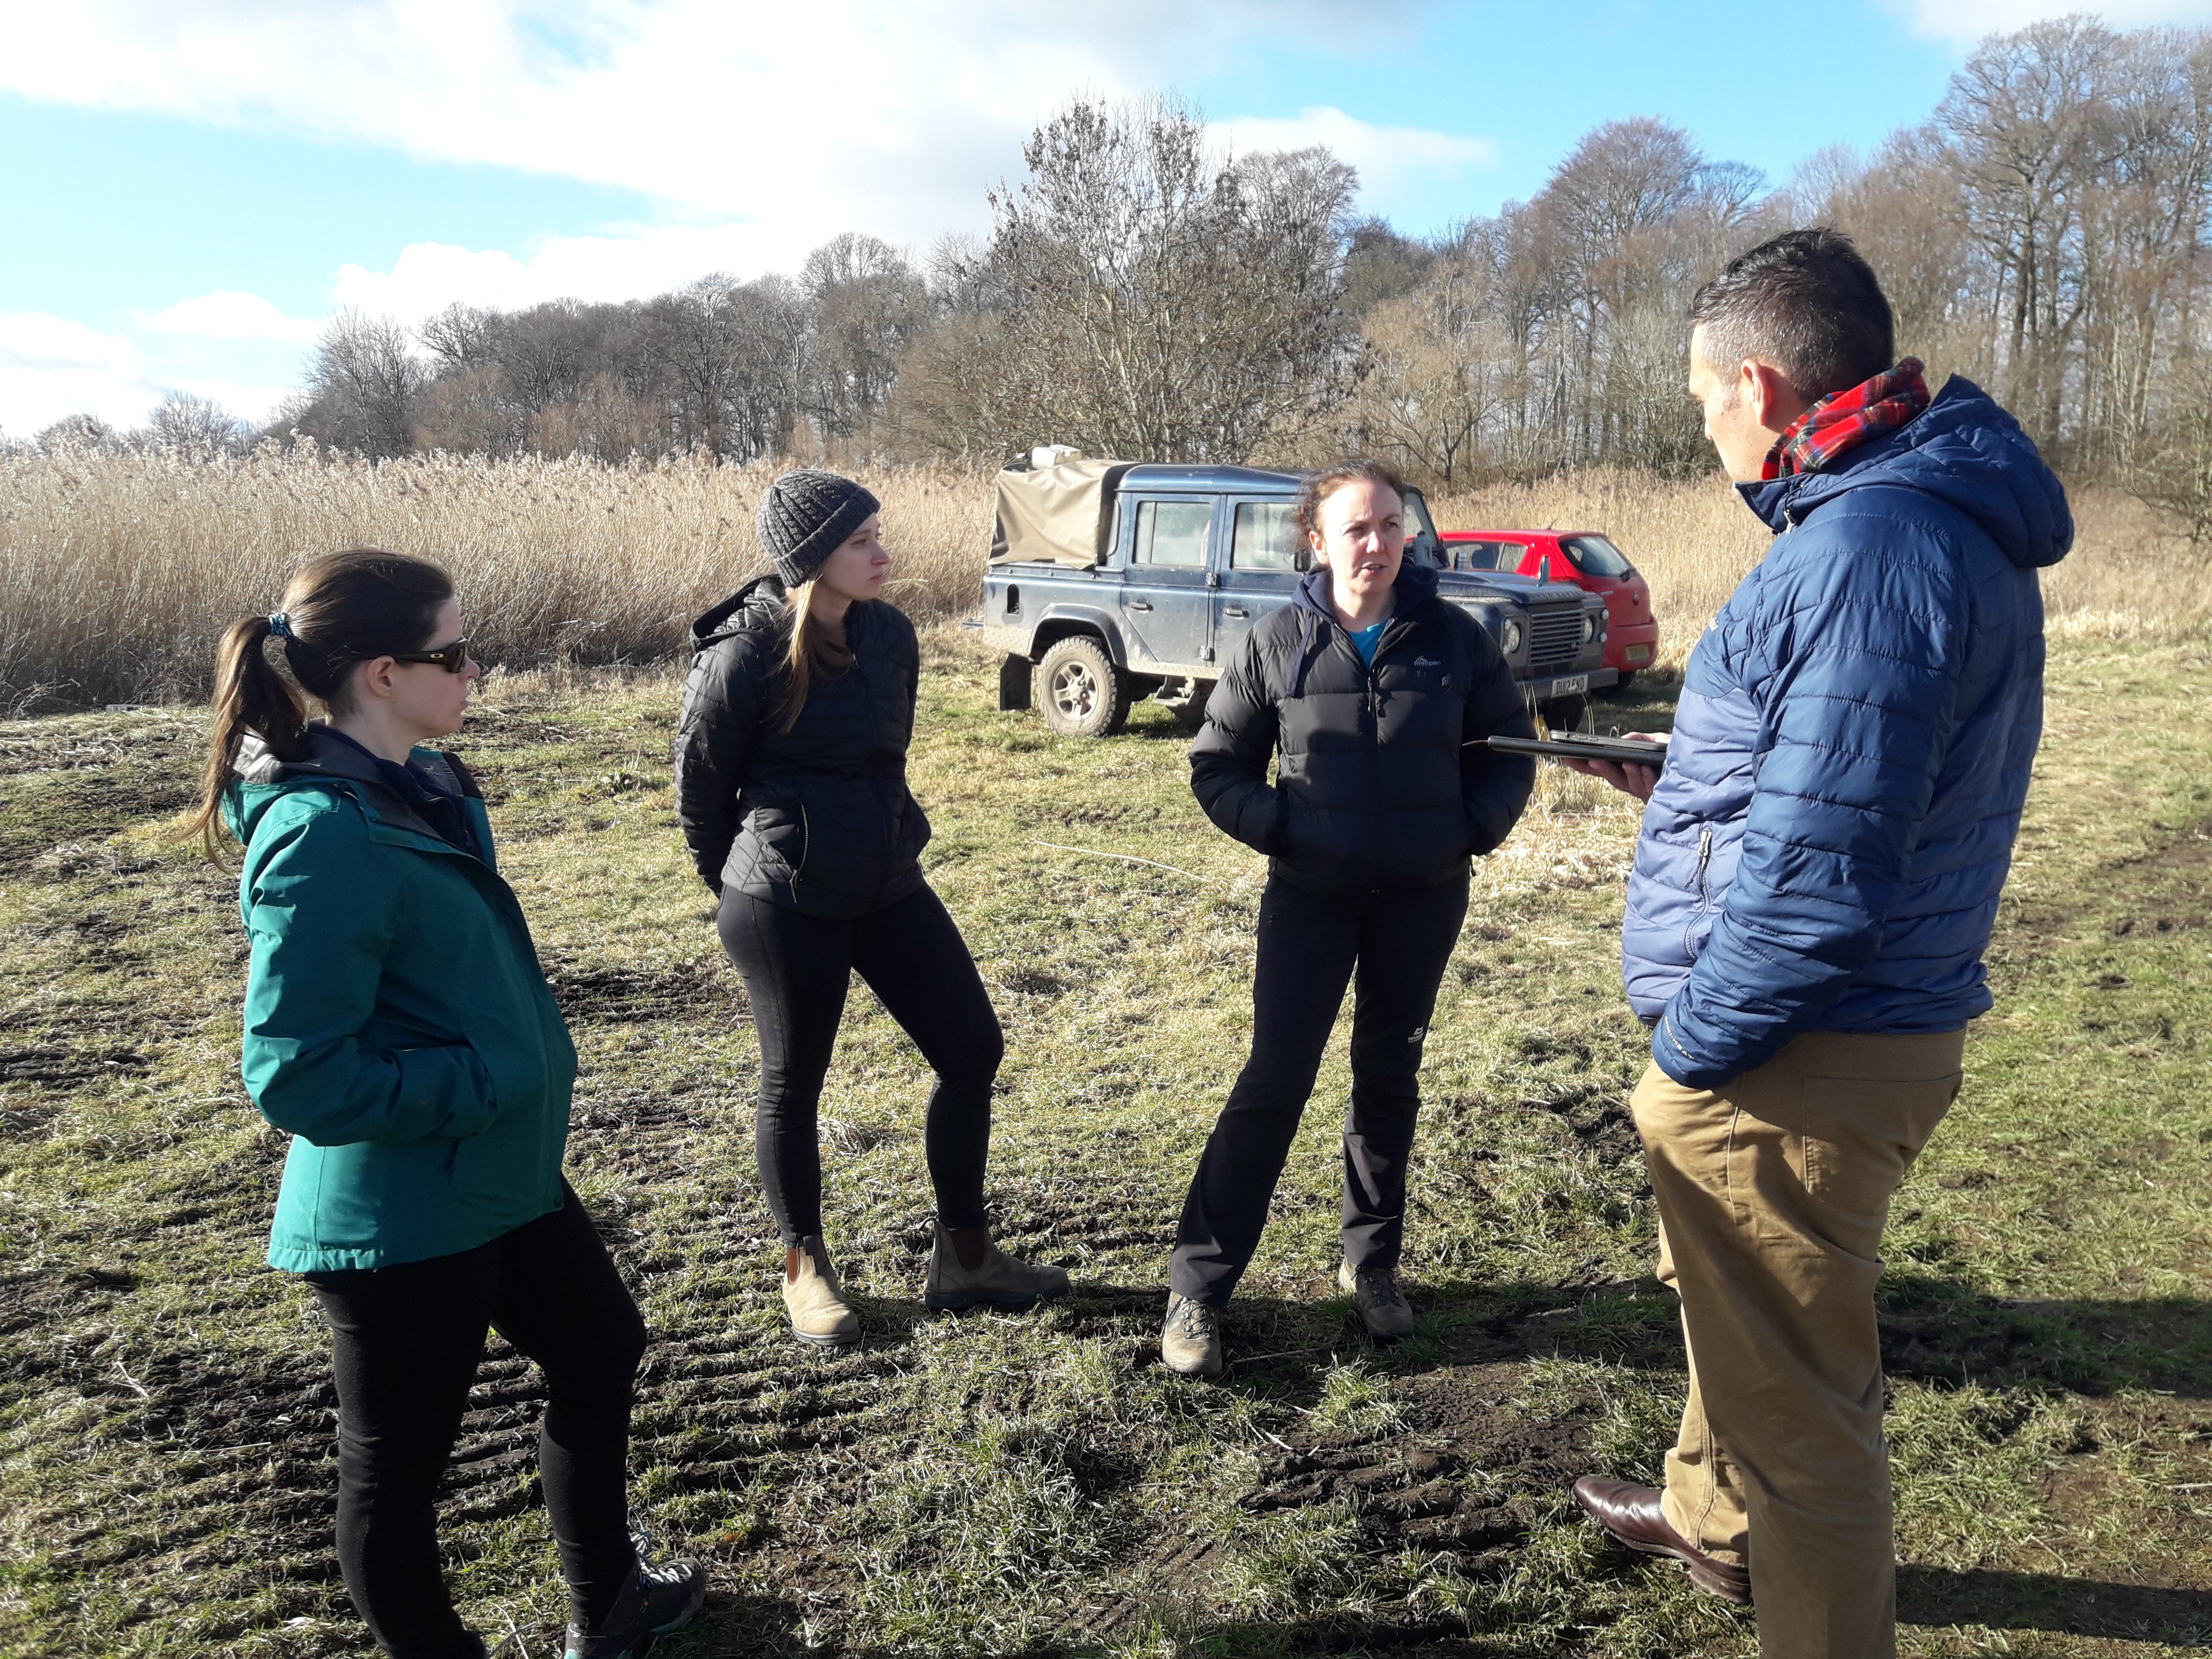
[{"xmin": 674, "ymin": 469, "xmax": 1068, "ymax": 1347}]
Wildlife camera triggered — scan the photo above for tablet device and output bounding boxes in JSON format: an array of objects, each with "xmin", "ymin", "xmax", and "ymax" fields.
[{"xmin": 1480, "ymin": 733, "xmax": 1670, "ymax": 765}]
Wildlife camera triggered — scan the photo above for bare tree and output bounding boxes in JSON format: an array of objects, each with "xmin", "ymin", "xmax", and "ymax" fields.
[
  {"xmin": 142, "ymin": 391, "xmax": 253, "ymax": 458},
  {"xmin": 804, "ymin": 233, "xmax": 929, "ymax": 447},
  {"xmin": 2129, "ymin": 345, "xmax": 2212, "ymax": 537},
  {"xmin": 33, "ymin": 413, "xmax": 127, "ymax": 454},
  {"xmin": 301, "ymin": 308, "xmax": 425, "ymax": 457},
  {"xmin": 928, "ymin": 95, "xmax": 1361, "ymax": 462}
]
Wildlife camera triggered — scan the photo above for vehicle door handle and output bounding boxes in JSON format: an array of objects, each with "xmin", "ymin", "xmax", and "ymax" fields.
[
  {"xmin": 1222, "ymin": 607, "xmax": 1249, "ymax": 618},
  {"xmin": 1127, "ymin": 600, "xmax": 1153, "ymax": 611}
]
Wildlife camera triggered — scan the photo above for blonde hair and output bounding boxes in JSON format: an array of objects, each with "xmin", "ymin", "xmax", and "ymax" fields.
[{"xmin": 775, "ymin": 580, "xmax": 857, "ymax": 733}]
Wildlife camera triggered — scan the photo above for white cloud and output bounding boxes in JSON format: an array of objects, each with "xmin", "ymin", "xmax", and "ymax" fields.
[
  {"xmin": 1215, "ymin": 106, "xmax": 1496, "ymax": 221},
  {"xmin": 2, "ymin": 3, "xmax": 1457, "ymax": 279},
  {"xmin": 0, "ymin": 312, "xmax": 155, "ymax": 435},
  {"xmin": 3, "ymin": 5, "xmax": 1404, "ymax": 244},
  {"xmin": 0, "ymin": 312, "xmax": 298, "ymax": 437},
  {"xmin": 0, "ymin": 2, "xmax": 1474, "ymax": 429},
  {"xmin": 139, "ymin": 289, "xmax": 323, "ymax": 343},
  {"xmin": 1889, "ymin": 0, "xmax": 2212, "ymax": 43}
]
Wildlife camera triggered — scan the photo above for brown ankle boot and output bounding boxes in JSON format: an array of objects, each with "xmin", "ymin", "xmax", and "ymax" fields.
[{"xmin": 782, "ymin": 1235, "xmax": 860, "ymax": 1348}]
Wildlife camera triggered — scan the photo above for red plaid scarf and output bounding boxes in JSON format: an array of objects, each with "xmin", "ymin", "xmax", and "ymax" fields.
[{"xmin": 1762, "ymin": 357, "xmax": 1930, "ymax": 480}]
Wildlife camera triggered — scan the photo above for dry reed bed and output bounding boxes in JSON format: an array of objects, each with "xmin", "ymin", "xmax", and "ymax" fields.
[
  {"xmin": 0, "ymin": 449, "xmax": 992, "ymax": 710},
  {"xmin": 3, "ymin": 450, "xmax": 2201, "ymax": 709}
]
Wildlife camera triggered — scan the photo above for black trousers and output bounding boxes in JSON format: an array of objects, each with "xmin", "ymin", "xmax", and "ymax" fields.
[
  {"xmin": 717, "ymin": 882, "xmax": 1004, "ymax": 1243},
  {"xmin": 307, "ymin": 1185, "xmax": 645, "ymax": 1658},
  {"xmin": 1169, "ymin": 871, "xmax": 1470, "ymax": 1307}
]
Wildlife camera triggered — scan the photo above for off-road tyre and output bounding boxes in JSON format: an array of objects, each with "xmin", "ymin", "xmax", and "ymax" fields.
[{"xmin": 1037, "ymin": 636, "xmax": 1133, "ymax": 738}]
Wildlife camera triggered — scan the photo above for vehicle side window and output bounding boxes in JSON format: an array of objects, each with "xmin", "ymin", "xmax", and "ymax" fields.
[
  {"xmin": 1134, "ymin": 499, "xmax": 1213, "ymax": 568},
  {"xmin": 1231, "ymin": 502, "xmax": 1301, "ymax": 571}
]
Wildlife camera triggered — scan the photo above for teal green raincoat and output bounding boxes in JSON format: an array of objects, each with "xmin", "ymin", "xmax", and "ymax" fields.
[{"xmin": 224, "ymin": 727, "xmax": 574, "ymax": 1272}]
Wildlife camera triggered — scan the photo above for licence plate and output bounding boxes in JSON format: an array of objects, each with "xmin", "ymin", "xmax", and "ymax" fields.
[
  {"xmin": 1550, "ymin": 674, "xmax": 1588, "ymax": 697},
  {"xmin": 1625, "ymin": 644, "xmax": 1652, "ymax": 663}
]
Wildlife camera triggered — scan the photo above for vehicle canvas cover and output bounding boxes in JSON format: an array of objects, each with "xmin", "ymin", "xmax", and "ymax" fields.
[{"xmin": 991, "ymin": 459, "xmax": 1135, "ymax": 567}]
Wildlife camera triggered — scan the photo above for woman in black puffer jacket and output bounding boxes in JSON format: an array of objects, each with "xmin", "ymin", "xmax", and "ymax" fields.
[
  {"xmin": 1161, "ymin": 458, "xmax": 1537, "ymax": 1379},
  {"xmin": 676, "ymin": 471, "xmax": 1067, "ymax": 1348}
]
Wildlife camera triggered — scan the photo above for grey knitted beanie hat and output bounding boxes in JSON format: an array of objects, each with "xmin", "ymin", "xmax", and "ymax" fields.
[{"xmin": 755, "ymin": 469, "xmax": 881, "ymax": 587}]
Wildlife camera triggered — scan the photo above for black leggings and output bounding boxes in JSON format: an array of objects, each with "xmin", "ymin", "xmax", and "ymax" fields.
[
  {"xmin": 717, "ymin": 882, "xmax": 1004, "ymax": 1243},
  {"xmin": 1169, "ymin": 872, "xmax": 1470, "ymax": 1307},
  {"xmin": 307, "ymin": 1186, "xmax": 645, "ymax": 1658}
]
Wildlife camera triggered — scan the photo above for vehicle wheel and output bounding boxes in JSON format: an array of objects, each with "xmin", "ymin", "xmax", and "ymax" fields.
[
  {"xmin": 1605, "ymin": 670, "xmax": 1635, "ymax": 697},
  {"xmin": 1539, "ymin": 694, "xmax": 1593, "ymax": 735},
  {"xmin": 1037, "ymin": 636, "xmax": 1132, "ymax": 737}
]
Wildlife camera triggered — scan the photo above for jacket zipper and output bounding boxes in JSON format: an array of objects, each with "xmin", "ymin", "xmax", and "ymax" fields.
[{"xmin": 1693, "ymin": 825, "xmax": 1714, "ymax": 908}]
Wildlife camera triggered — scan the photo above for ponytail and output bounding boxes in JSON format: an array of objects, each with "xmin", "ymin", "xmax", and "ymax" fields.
[
  {"xmin": 774, "ymin": 580, "xmax": 855, "ymax": 734},
  {"xmin": 186, "ymin": 548, "xmax": 456, "ymax": 858},
  {"xmin": 186, "ymin": 616, "xmax": 312, "ymax": 856}
]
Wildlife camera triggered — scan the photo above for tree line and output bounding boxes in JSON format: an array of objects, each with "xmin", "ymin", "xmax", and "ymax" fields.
[{"xmin": 24, "ymin": 18, "xmax": 2212, "ymax": 530}]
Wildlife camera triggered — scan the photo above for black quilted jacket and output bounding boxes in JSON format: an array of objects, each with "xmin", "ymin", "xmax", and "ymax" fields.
[
  {"xmin": 1190, "ymin": 560, "xmax": 1536, "ymax": 898},
  {"xmin": 674, "ymin": 576, "xmax": 929, "ymax": 919}
]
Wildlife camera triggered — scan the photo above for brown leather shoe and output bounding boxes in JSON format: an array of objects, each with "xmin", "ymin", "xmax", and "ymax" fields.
[{"xmin": 1571, "ymin": 1476, "xmax": 1752, "ymax": 1604}]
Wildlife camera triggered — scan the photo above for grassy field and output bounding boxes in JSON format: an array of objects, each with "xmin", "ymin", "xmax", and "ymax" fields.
[{"xmin": 0, "ymin": 627, "xmax": 2207, "ymax": 1658}]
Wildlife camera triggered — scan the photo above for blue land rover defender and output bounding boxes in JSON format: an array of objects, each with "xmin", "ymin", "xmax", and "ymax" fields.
[{"xmin": 971, "ymin": 458, "xmax": 1613, "ymax": 737}]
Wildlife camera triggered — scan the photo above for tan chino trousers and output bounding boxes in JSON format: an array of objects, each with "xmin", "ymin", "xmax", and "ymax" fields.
[{"xmin": 1630, "ymin": 1029, "xmax": 1965, "ymax": 1659}]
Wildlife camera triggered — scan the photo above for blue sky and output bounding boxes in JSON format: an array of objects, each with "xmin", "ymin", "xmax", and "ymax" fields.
[{"xmin": 4, "ymin": 0, "xmax": 2209, "ymax": 436}]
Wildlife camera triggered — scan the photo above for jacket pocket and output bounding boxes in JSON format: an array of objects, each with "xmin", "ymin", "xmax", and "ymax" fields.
[
  {"xmin": 1681, "ymin": 825, "xmax": 1716, "ymax": 959},
  {"xmin": 736, "ymin": 802, "xmax": 806, "ymax": 882},
  {"xmin": 302, "ymin": 1137, "xmax": 454, "ymax": 1250}
]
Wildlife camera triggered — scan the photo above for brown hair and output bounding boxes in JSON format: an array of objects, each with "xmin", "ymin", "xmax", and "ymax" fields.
[
  {"xmin": 774, "ymin": 580, "xmax": 857, "ymax": 734},
  {"xmin": 1687, "ymin": 228, "xmax": 1894, "ymax": 400},
  {"xmin": 1294, "ymin": 457, "xmax": 1407, "ymax": 542},
  {"xmin": 188, "ymin": 548, "xmax": 455, "ymax": 856}
]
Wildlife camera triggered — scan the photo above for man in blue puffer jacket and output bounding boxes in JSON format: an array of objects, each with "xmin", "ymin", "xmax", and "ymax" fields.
[{"xmin": 1564, "ymin": 231, "xmax": 2069, "ymax": 1656}]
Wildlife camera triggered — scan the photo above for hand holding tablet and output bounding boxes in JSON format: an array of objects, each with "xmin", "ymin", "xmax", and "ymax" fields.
[{"xmin": 1475, "ymin": 731, "xmax": 1669, "ymax": 803}]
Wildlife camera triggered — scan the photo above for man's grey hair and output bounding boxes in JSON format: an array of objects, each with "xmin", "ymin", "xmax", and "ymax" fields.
[{"xmin": 1688, "ymin": 229, "xmax": 1895, "ymax": 401}]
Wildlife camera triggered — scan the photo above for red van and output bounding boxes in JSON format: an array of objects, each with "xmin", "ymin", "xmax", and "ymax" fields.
[{"xmin": 1438, "ymin": 530, "xmax": 1660, "ymax": 689}]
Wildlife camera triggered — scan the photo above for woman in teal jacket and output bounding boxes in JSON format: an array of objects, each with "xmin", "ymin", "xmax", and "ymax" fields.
[{"xmin": 193, "ymin": 549, "xmax": 700, "ymax": 1659}]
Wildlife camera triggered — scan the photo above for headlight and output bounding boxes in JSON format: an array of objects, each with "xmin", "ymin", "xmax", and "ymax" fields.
[
  {"xmin": 1501, "ymin": 619, "xmax": 1523, "ymax": 655},
  {"xmin": 1581, "ymin": 610, "xmax": 1597, "ymax": 644}
]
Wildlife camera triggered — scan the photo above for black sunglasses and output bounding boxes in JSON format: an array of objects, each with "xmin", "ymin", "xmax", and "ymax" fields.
[{"xmin": 389, "ymin": 637, "xmax": 475, "ymax": 674}]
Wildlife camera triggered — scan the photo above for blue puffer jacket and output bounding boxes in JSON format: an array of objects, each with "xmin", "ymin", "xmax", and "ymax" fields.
[{"xmin": 1623, "ymin": 377, "xmax": 2071, "ymax": 1088}]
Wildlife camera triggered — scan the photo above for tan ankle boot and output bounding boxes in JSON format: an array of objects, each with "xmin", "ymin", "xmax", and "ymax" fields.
[
  {"xmin": 924, "ymin": 1224, "xmax": 1071, "ymax": 1311},
  {"xmin": 782, "ymin": 1235, "xmax": 860, "ymax": 1348}
]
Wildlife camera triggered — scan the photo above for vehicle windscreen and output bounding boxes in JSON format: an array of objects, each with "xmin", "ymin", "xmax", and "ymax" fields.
[{"xmin": 1561, "ymin": 534, "xmax": 1635, "ymax": 577}]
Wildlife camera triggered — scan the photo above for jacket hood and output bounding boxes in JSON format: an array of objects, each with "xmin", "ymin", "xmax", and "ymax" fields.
[
  {"xmin": 691, "ymin": 573, "xmax": 789, "ymax": 648},
  {"xmin": 1292, "ymin": 554, "xmax": 1441, "ymax": 619},
  {"xmin": 1738, "ymin": 376, "xmax": 2072, "ymax": 570}
]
